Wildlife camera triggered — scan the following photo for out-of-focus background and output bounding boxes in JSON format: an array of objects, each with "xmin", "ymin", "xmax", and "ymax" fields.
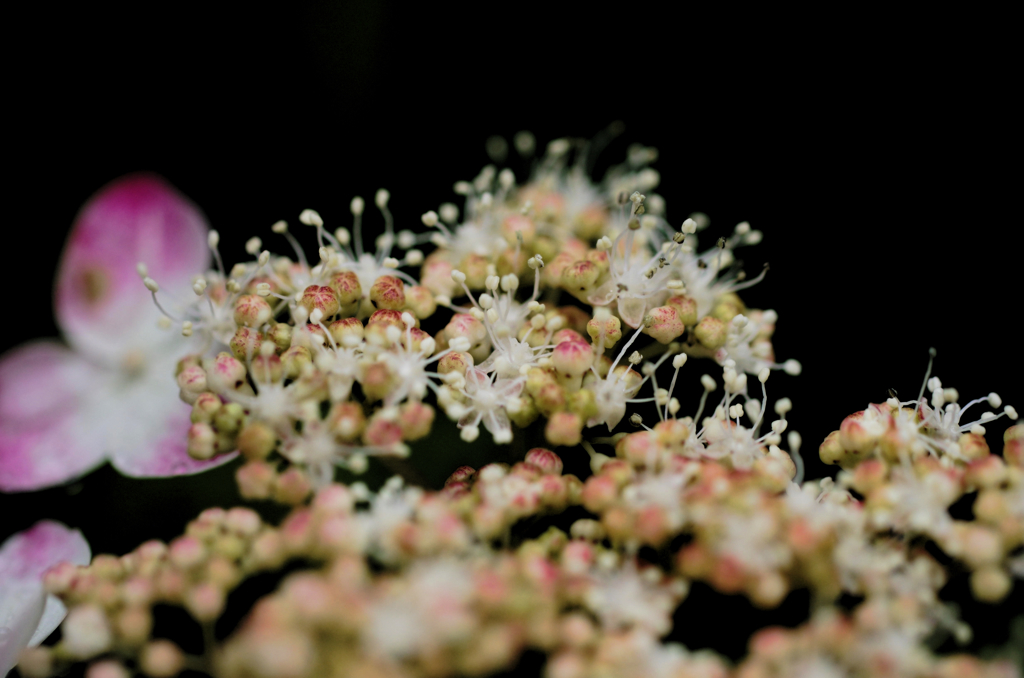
[{"xmin": 3, "ymin": 3, "xmax": 1019, "ymax": 662}]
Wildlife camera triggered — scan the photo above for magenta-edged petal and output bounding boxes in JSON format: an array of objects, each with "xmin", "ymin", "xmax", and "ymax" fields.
[
  {"xmin": 54, "ymin": 174, "xmax": 211, "ymax": 363},
  {"xmin": 0, "ymin": 342, "xmax": 108, "ymax": 492},
  {"xmin": 108, "ymin": 384, "xmax": 237, "ymax": 478},
  {"xmin": 0, "ymin": 521, "xmax": 91, "ymax": 673}
]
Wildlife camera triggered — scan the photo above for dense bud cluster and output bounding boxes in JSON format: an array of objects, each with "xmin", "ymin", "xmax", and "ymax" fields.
[{"xmin": 11, "ymin": 137, "xmax": 1021, "ymax": 678}]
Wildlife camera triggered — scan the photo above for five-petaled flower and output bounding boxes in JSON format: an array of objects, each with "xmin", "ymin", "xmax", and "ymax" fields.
[{"xmin": 0, "ymin": 174, "xmax": 237, "ymax": 491}]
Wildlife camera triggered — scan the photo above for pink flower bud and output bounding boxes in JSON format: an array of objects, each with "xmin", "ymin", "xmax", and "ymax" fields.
[
  {"xmin": 280, "ymin": 345, "xmax": 312, "ymax": 379},
  {"xmin": 666, "ymin": 295, "xmax": 698, "ymax": 326},
  {"xmin": 446, "ymin": 466, "xmax": 476, "ymax": 486},
  {"xmin": 398, "ymin": 401, "xmax": 434, "ymax": 440},
  {"xmin": 561, "ymin": 260, "xmax": 600, "ymax": 296},
  {"xmin": 185, "ymin": 582, "xmax": 225, "ymax": 621},
  {"xmin": 437, "ymin": 350, "xmax": 472, "ymax": 376},
  {"xmin": 962, "ymin": 452, "xmax": 1003, "ymax": 489},
  {"xmin": 442, "ymin": 481, "xmax": 471, "ymax": 500},
  {"xmin": 229, "ymin": 326, "xmax": 263, "ymax": 360},
  {"xmin": 501, "ymin": 213, "xmax": 535, "ymax": 245},
  {"xmin": 1005, "ymin": 437, "xmax": 1024, "ymax": 468},
  {"xmin": 206, "ymin": 352, "xmax": 247, "ymax": 393},
  {"xmin": 369, "ymin": 274, "xmax": 406, "ymax": 310},
  {"xmin": 642, "ymin": 306, "xmax": 684, "ymax": 344},
  {"xmin": 139, "ymin": 640, "xmax": 185, "ymax": 678},
  {"xmin": 538, "ymin": 474, "xmax": 569, "ymax": 508},
  {"xmin": 581, "ymin": 475, "xmax": 618, "ymax": 512},
  {"xmin": 233, "ymin": 294, "xmax": 273, "ymax": 328},
  {"xmin": 849, "ymin": 458, "xmax": 888, "ymax": 494},
  {"xmin": 187, "ymin": 423, "xmax": 217, "ymax": 460},
  {"xmin": 63, "ymin": 604, "xmax": 112, "ymax": 659},
  {"xmin": 176, "ymin": 364, "xmax": 208, "ymax": 400},
  {"xmin": 693, "ymin": 316, "xmax": 727, "ymax": 349},
  {"xmin": 43, "ymin": 560, "xmax": 80, "ymax": 595},
  {"xmin": 634, "ymin": 505, "xmax": 671, "ymax": 546},
  {"xmin": 224, "ymin": 507, "xmax": 262, "ymax": 537},
  {"xmin": 168, "ymin": 535, "xmax": 206, "ymax": 569},
  {"xmin": 327, "ymin": 270, "xmax": 362, "ymax": 308},
  {"xmin": 114, "ymin": 605, "xmax": 152, "ymax": 646},
  {"xmin": 360, "ymin": 361, "xmax": 394, "ymax": 402},
  {"xmin": 85, "ymin": 660, "xmax": 130, "ymax": 678},
  {"xmin": 552, "ymin": 341, "xmax": 594, "ymax": 378},
  {"xmin": 838, "ymin": 408, "xmax": 887, "ymax": 455},
  {"xmin": 958, "ymin": 432, "xmax": 990, "ymax": 461},
  {"xmin": 328, "ymin": 316, "xmax": 364, "ymax": 346},
  {"xmin": 274, "ymin": 469, "xmax": 313, "ymax": 506},
  {"xmin": 313, "ymin": 484, "xmax": 354, "ymax": 515},
  {"xmin": 236, "ymin": 461, "xmax": 276, "ymax": 500},
  {"xmin": 190, "ymin": 392, "xmax": 222, "ymax": 424},
  {"xmin": 586, "ymin": 315, "xmax": 622, "ymax": 348},
  {"xmin": 445, "ymin": 313, "xmax": 488, "ymax": 347},
  {"xmin": 404, "ymin": 285, "xmax": 437, "ymax": 319},
  {"xmin": 525, "ymin": 448, "xmax": 563, "ymax": 475},
  {"xmin": 819, "ymin": 430, "xmax": 844, "ymax": 465},
  {"xmin": 561, "ymin": 541, "xmax": 594, "ymax": 575},
  {"xmin": 420, "ymin": 254, "xmax": 456, "ymax": 297},
  {"xmin": 302, "ymin": 284, "xmax": 341, "ymax": 318},
  {"xmin": 545, "ymin": 411, "xmax": 583, "ymax": 447},
  {"xmin": 552, "ymin": 328, "xmax": 587, "ymax": 345},
  {"xmin": 363, "ymin": 417, "xmax": 403, "ymax": 447},
  {"xmin": 616, "ymin": 431, "xmax": 657, "ymax": 468}
]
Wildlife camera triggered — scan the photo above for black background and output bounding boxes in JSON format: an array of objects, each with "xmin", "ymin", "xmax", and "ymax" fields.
[{"xmin": 2, "ymin": 2, "xmax": 1020, "ymax": 665}]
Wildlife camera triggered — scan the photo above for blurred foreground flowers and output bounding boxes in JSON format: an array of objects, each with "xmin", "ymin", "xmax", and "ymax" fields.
[{"xmin": 1, "ymin": 135, "xmax": 1021, "ymax": 678}]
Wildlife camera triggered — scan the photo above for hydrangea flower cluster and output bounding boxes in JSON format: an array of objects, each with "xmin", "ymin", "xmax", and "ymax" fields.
[{"xmin": 1, "ymin": 136, "xmax": 1021, "ymax": 678}]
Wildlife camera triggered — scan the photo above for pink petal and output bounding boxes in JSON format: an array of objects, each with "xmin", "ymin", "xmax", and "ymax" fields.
[
  {"xmin": 54, "ymin": 174, "xmax": 211, "ymax": 363},
  {"xmin": 108, "ymin": 383, "xmax": 237, "ymax": 478},
  {"xmin": 0, "ymin": 343, "xmax": 108, "ymax": 492},
  {"xmin": 0, "ymin": 521, "xmax": 90, "ymax": 673},
  {"xmin": 0, "ymin": 341, "xmax": 97, "ymax": 425}
]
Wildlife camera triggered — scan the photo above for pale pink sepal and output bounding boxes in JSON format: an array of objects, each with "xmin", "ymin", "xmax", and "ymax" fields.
[
  {"xmin": 108, "ymin": 390, "xmax": 238, "ymax": 478},
  {"xmin": 54, "ymin": 173, "xmax": 211, "ymax": 365},
  {"xmin": 0, "ymin": 342, "xmax": 107, "ymax": 492},
  {"xmin": 0, "ymin": 521, "xmax": 91, "ymax": 675}
]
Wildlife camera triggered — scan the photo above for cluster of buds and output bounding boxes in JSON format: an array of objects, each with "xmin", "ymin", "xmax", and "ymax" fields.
[
  {"xmin": 16, "ymin": 137, "xmax": 1022, "ymax": 678},
  {"xmin": 736, "ymin": 608, "xmax": 1019, "ymax": 678},
  {"xmin": 20, "ymin": 507, "xmax": 270, "ymax": 678},
  {"xmin": 143, "ymin": 139, "xmax": 800, "ymax": 496}
]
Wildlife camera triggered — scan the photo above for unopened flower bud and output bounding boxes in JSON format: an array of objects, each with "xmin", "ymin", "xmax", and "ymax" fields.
[
  {"xmin": 206, "ymin": 353, "xmax": 247, "ymax": 393},
  {"xmin": 140, "ymin": 640, "xmax": 185, "ymax": 678},
  {"xmin": 236, "ymin": 461, "xmax": 276, "ymax": 500},
  {"xmin": 369, "ymin": 275, "xmax": 406, "ymax": 310},
  {"xmin": 63, "ymin": 604, "xmax": 112, "ymax": 659},
  {"xmin": 187, "ymin": 423, "xmax": 217, "ymax": 460},
  {"xmin": 525, "ymin": 448, "xmax": 564, "ymax": 475},
  {"xmin": 552, "ymin": 340, "xmax": 594, "ymax": 378},
  {"xmin": 694, "ymin": 316, "xmax": 727, "ymax": 349},
  {"xmin": 642, "ymin": 306, "xmax": 684, "ymax": 344},
  {"xmin": 176, "ymin": 365, "xmax": 208, "ymax": 399},
  {"xmin": 546, "ymin": 411, "xmax": 583, "ymax": 447},
  {"xmin": 229, "ymin": 326, "xmax": 263, "ymax": 360},
  {"xmin": 275, "ymin": 468, "xmax": 313, "ymax": 505},
  {"xmin": 299, "ymin": 284, "xmax": 340, "ymax": 319},
  {"xmin": 234, "ymin": 294, "xmax": 273, "ymax": 328}
]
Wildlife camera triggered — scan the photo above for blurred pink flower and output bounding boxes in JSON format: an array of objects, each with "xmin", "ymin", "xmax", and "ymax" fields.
[
  {"xmin": 0, "ymin": 174, "xmax": 236, "ymax": 491},
  {"xmin": 0, "ymin": 520, "xmax": 91, "ymax": 675}
]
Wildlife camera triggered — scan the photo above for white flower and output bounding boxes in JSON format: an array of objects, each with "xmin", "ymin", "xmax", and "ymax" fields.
[{"xmin": 455, "ymin": 369, "xmax": 524, "ymax": 444}]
